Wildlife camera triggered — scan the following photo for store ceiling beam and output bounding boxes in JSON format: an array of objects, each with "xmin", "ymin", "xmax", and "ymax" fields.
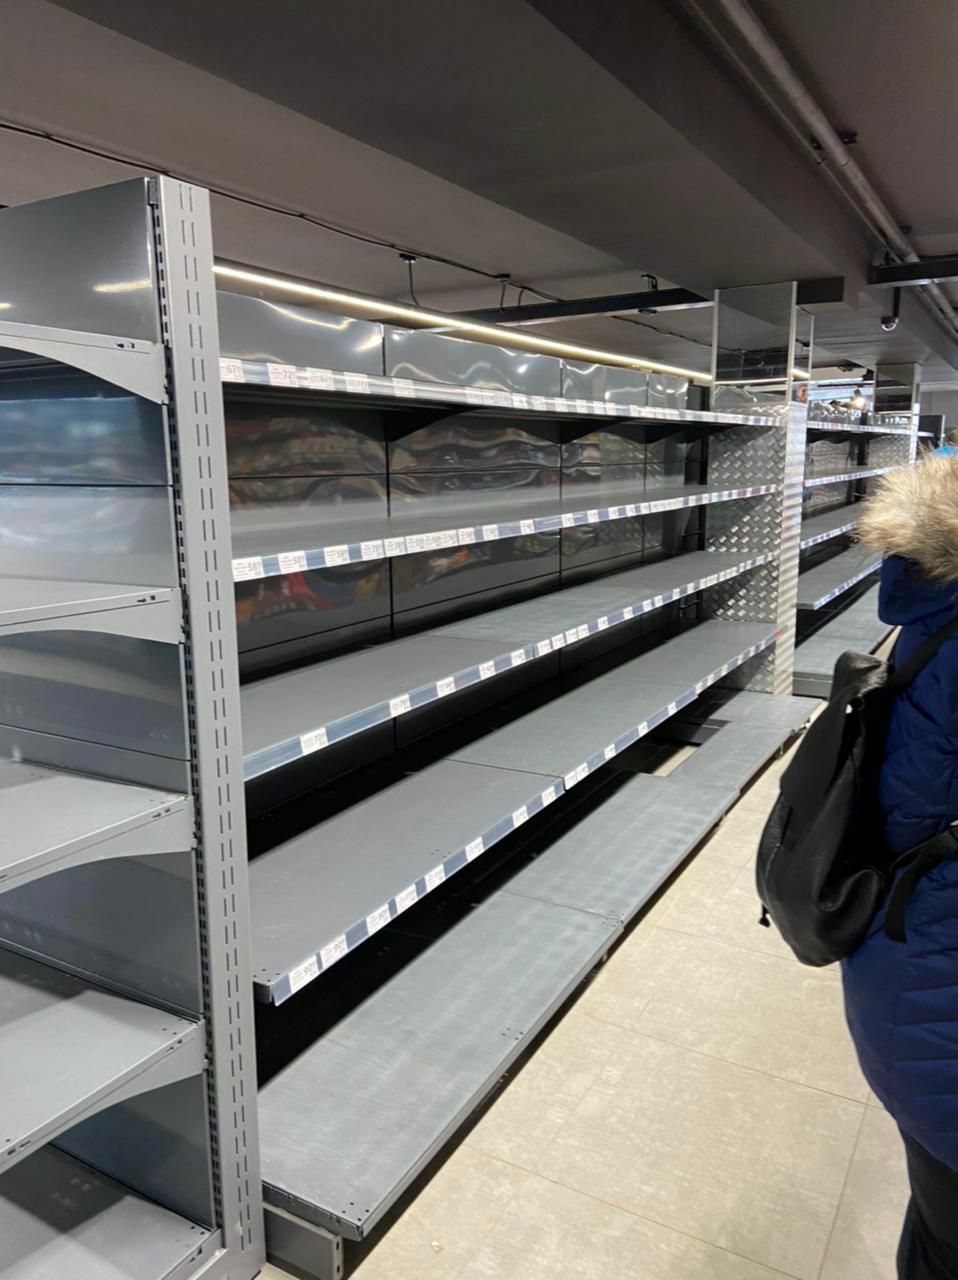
[
  {"xmin": 458, "ymin": 278, "xmax": 844, "ymax": 326},
  {"xmin": 869, "ymin": 257, "xmax": 958, "ymax": 287}
]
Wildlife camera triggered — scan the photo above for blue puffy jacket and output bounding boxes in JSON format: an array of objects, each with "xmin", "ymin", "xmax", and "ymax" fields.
[{"xmin": 843, "ymin": 546, "xmax": 958, "ymax": 1169}]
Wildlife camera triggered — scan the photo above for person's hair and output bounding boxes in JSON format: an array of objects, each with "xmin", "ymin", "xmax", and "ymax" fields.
[{"xmin": 945, "ymin": 425, "xmax": 958, "ymax": 446}]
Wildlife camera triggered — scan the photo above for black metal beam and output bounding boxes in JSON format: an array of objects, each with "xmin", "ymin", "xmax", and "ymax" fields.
[
  {"xmin": 869, "ymin": 257, "xmax": 958, "ymax": 287},
  {"xmin": 457, "ymin": 278, "xmax": 845, "ymax": 326}
]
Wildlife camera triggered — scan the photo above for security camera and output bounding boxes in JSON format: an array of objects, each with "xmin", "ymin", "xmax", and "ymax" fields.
[{"xmin": 880, "ymin": 314, "xmax": 900, "ymax": 332}]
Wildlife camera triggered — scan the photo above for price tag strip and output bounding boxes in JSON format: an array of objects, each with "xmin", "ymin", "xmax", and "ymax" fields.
[
  {"xmin": 240, "ymin": 553, "xmax": 775, "ymax": 780},
  {"xmin": 262, "ymin": 625, "xmax": 778, "ymax": 1001},
  {"xmin": 803, "ymin": 466, "xmax": 893, "ymax": 489},
  {"xmin": 799, "ymin": 520, "xmax": 859, "ymax": 550},
  {"xmin": 804, "ymin": 560, "xmax": 882, "ymax": 611},
  {"xmin": 231, "ymin": 484, "xmax": 779, "ymax": 582}
]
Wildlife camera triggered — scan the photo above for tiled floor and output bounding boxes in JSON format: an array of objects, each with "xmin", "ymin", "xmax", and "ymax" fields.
[{"xmin": 262, "ymin": 735, "xmax": 910, "ymax": 1280}]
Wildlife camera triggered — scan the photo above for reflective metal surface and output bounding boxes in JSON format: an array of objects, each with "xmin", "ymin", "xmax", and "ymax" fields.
[
  {"xmin": 0, "ymin": 485, "xmax": 179, "ymax": 586},
  {"xmin": 0, "ymin": 632, "xmax": 188, "ymax": 758},
  {"xmin": 385, "ymin": 328, "xmax": 561, "ymax": 395},
  {"xmin": 225, "ymin": 398, "xmax": 386, "ymax": 475},
  {"xmin": 561, "ymin": 360, "xmax": 649, "ymax": 406},
  {"xmin": 393, "ymin": 530, "xmax": 560, "ymax": 616},
  {"xmin": 390, "ymin": 416, "xmax": 559, "ymax": 472},
  {"xmin": 562, "ymin": 428, "xmax": 647, "ymax": 470},
  {"xmin": 230, "ymin": 476, "xmax": 388, "ymax": 560},
  {"xmin": 0, "ymin": 179, "xmax": 159, "ymax": 341},
  {"xmin": 0, "ymin": 368, "xmax": 168, "ymax": 484},
  {"xmin": 217, "ymin": 290, "xmax": 384, "ymax": 375}
]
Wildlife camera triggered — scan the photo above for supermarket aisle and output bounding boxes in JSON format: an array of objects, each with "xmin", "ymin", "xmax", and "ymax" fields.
[{"xmin": 263, "ymin": 738, "xmax": 909, "ymax": 1280}]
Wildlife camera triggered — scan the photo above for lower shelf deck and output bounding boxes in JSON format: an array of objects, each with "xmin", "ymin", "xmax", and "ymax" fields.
[
  {"xmin": 0, "ymin": 1146, "xmax": 214, "ymax": 1280},
  {"xmin": 793, "ymin": 584, "xmax": 894, "ymax": 697},
  {"xmin": 258, "ymin": 688, "xmax": 811, "ymax": 1270}
]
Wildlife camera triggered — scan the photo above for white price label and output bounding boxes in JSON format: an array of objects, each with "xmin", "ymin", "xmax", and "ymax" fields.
[
  {"xmin": 466, "ymin": 837, "xmax": 484, "ymax": 861},
  {"xmin": 565, "ymin": 628, "xmax": 579, "ymax": 645},
  {"xmin": 395, "ymin": 885, "xmax": 418, "ymax": 913},
  {"xmin": 478, "ymin": 661, "xmax": 496, "ymax": 680},
  {"xmin": 422, "ymin": 531, "xmax": 444, "ymax": 551},
  {"xmin": 389, "ymin": 693, "xmax": 412, "ymax": 717},
  {"xmin": 551, "ymin": 633, "xmax": 566, "ymax": 649},
  {"xmin": 542, "ymin": 785, "xmax": 557, "ymax": 805},
  {"xmin": 288, "ymin": 956, "xmax": 320, "ymax": 994},
  {"xmin": 638, "ymin": 721, "xmax": 648, "ymax": 736},
  {"xmin": 554, "ymin": 397, "xmax": 571, "ymax": 412},
  {"xmin": 586, "ymin": 509, "xmax": 600, "ymax": 524},
  {"xmin": 406, "ymin": 534, "xmax": 428, "ymax": 554},
  {"xmin": 561, "ymin": 513, "xmax": 576, "ymax": 528},
  {"xmin": 481, "ymin": 524, "xmax": 500, "ymax": 541},
  {"xmin": 576, "ymin": 763, "xmax": 590, "ymax": 782},
  {"xmin": 302, "ymin": 366, "xmax": 335, "ymax": 390},
  {"xmin": 300, "ymin": 727, "xmax": 328, "ymax": 755},
  {"xmin": 219, "ymin": 357, "xmax": 245, "ymax": 382},
  {"xmin": 278, "ymin": 550, "xmax": 308, "ymax": 574},
  {"xmin": 511, "ymin": 648, "xmax": 528, "ymax": 666},
  {"xmin": 519, "ymin": 519, "xmax": 536, "ymax": 535},
  {"xmin": 324, "ymin": 545, "xmax": 350, "ymax": 567},
  {"xmin": 360, "ymin": 540, "xmax": 385, "ymax": 560},
  {"xmin": 424, "ymin": 866, "xmax": 446, "ymax": 892},
  {"xmin": 622, "ymin": 605, "xmax": 634, "ymax": 620},
  {"xmin": 575, "ymin": 399, "xmax": 589, "ymax": 414},
  {"xmin": 436, "ymin": 677, "xmax": 456, "ymax": 697},
  {"xmin": 608, "ymin": 506, "xmax": 622, "ymax": 519},
  {"xmin": 626, "ymin": 504, "xmax": 638, "ymax": 517},
  {"xmin": 654, "ymin": 595, "xmax": 664, "ymax": 608},
  {"xmin": 513, "ymin": 393, "xmax": 529, "ymax": 409},
  {"xmin": 233, "ymin": 556, "xmax": 264, "ymax": 581},
  {"xmin": 667, "ymin": 701, "xmax": 678, "ymax": 716},
  {"xmin": 535, "ymin": 639, "xmax": 552, "ymax": 657},
  {"xmin": 512, "ymin": 805, "xmax": 529, "ymax": 827},
  {"xmin": 344, "ymin": 371, "xmax": 370, "ymax": 394},
  {"xmin": 597, "ymin": 616, "xmax": 610, "ymax": 631},
  {"xmin": 320, "ymin": 936, "xmax": 348, "ymax": 969},
  {"xmin": 532, "ymin": 396, "xmax": 549, "ymax": 411},
  {"xmin": 366, "ymin": 904, "xmax": 392, "ymax": 935},
  {"xmin": 438, "ymin": 530, "xmax": 458, "ymax": 548},
  {"xmin": 564, "ymin": 769, "xmax": 579, "ymax": 791},
  {"xmin": 267, "ymin": 362, "xmax": 297, "ymax": 387},
  {"xmin": 466, "ymin": 387, "xmax": 485, "ymax": 405},
  {"xmin": 384, "ymin": 537, "xmax": 406, "ymax": 557},
  {"xmin": 393, "ymin": 377, "xmax": 416, "ymax": 397},
  {"xmin": 493, "ymin": 391, "xmax": 512, "ymax": 407},
  {"xmin": 604, "ymin": 744, "xmax": 616, "ymax": 761},
  {"xmin": 458, "ymin": 526, "xmax": 478, "ymax": 544},
  {"xmin": 577, "ymin": 624, "xmax": 590, "ymax": 641}
]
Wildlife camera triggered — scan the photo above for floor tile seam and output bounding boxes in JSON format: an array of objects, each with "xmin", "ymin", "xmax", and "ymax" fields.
[
  {"xmin": 651, "ymin": 922, "xmax": 844, "ymax": 980},
  {"xmin": 455, "ymin": 1149, "xmax": 806, "ymax": 1280},
  {"xmin": 563, "ymin": 1018, "xmax": 870, "ymax": 1108},
  {"xmin": 813, "ymin": 1104, "xmax": 869, "ymax": 1280},
  {"xmin": 442, "ymin": 1149, "xmax": 536, "ymax": 1280}
]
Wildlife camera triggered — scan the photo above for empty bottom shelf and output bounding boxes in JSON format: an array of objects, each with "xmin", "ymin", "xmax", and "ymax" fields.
[
  {"xmin": 794, "ymin": 585, "xmax": 894, "ymax": 697},
  {"xmin": 259, "ymin": 688, "xmax": 807, "ymax": 1248},
  {"xmin": 0, "ymin": 1145, "xmax": 212, "ymax": 1280}
]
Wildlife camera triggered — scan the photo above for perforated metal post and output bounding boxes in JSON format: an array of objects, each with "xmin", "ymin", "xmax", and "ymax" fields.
[{"xmin": 151, "ymin": 176, "xmax": 265, "ymax": 1272}]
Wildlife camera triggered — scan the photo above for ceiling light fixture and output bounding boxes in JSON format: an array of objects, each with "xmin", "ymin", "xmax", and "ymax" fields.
[{"xmin": 213, "ymin": 264, "xmax": 711, "ymax": 384}]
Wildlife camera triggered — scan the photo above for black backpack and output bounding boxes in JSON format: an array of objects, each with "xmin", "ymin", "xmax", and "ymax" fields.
[{"xmin": 756, "ymin": 616, "xmax": 958, "ymax": 967}]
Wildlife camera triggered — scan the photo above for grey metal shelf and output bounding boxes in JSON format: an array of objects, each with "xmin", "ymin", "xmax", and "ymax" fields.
[
  {"xmin": 794, "ymin": 585, "xmax": 894, "ymax": 697},
  {"xmin": 0, "ymin": 577, "xmax": 182, "ymax": 643},
  {"xmin": 806, "ymin": 419, "xmax": 912, "ymax": 437},
  {"xmin": 260, "ymin": 683, "xmax": 806, "ymax": 1245},
  {"xmin": 803, "ymin": 464, "xmax": 894, "ymax": 489},
  {"xmin": 240, "ymin": 549, "xmax": 770, "ymax": 779},
  {"xmin": 796, "ymin": 545, "xmax": 882, "ymax": 609},
  {"xmin": 799, "ymin": 505, "xmax": 859, "ymax": 549},
  {"xmin": 231, "ymin": 481, "xmax": 777, "ymax": 582},
  {"xmin": 0, "ymin": 760, "xmax": 193, "ymax": 894},
  {"xmin": 248, "ymin": 619, "xmax": 775, "ymax": 1002},
  {"xmin": 221, "ymin": 355, "xmax": 776, "ymax": 429},
  {"xmin": 0, "ymin": 1146, "xmax": 214, "ymax": 1280},
  {"xmin": 0, "ymin": 948, "xmax": 205, "ymax": 1176}
]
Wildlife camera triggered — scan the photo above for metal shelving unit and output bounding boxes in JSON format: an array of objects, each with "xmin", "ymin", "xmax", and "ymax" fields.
[
  {"xmin": 796, "ymin": 544, "xmax": 883, "ymax": 609},
  {"xmin": 0, "ymin": 181, "xmax": 264, "ymax": 1278},
  {"xmin": 794, "ymin": 584, "xmax": 894, "ymax": 696}
]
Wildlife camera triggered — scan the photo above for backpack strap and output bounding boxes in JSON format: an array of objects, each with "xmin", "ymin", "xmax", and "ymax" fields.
[
  {"xmin": 885, "ymin": 614, "xmax": 958, "ymax": 693},
  {"xmin": 885, "ymin": 825, "xmax": 958, "ymax": 942}
]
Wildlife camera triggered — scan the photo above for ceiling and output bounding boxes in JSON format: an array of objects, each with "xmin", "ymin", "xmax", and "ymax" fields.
[{"xmin": 3, "ymin": 0, "xmax": 957, "ymax": 386}]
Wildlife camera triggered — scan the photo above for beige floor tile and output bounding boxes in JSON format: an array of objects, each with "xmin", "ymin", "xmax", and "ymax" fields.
[
  {"xmin": 820, "ymin": 1107, "xmax": 909, "ymax": 1280},
  {"xmin": 533, "ymin": 1032, "xmax": 863, "ymax": 1279},
  {"xmin": 259, "ymin": 1266, "xmax": 295, "ymax": 1280},
  {"xmin": 350, "ymin": 1146, "xmax": 528, "ymax": 1280},
  {"xmin": 459, "ymin": 1172, "xmax": 792, "ymax": 1280},
  {"xmin": 633, "ymin": 930, "xmax": 867, "ymax": 1099},
  {"xmin": 466, "ymin": 1011, "xmax": 630, "ymax": 1169},
  {"xmin": 695, "ymin": 806, "xmax": 768, "ymax": 869}
]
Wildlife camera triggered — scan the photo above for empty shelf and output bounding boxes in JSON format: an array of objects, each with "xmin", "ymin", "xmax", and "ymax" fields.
[
  {"xmin": 231, "ymin": 482, "xmax": 777, "ymax": 581},
  {"xmin": 0, "ymin": 950, "xmax": 205, "ymax": 1176},
  {"xmin": 800, "ymin": 506, "xmax": 859, "ymax": 549},
  {"xmin": 240, "ymin": 549, "xmax": 770, "ymax": 779},
  {"xmin": 796, "ymin": 545, "xmax": 882, "ymax": 609},
  {"xmin": 258, "ymin": 770, "xmax": 745, "ymax": 1242},
  {"xmin": 0, "ymin": 578, "xmax": 181, "ymax": 643},
  {"xmin": 794, "ymin": 586, "xmax": 894, "ymax": 697},
  {"xmin": 803, "ymin": 465, "xmax": 894, "ymax": 489},
  {"xmin": 807, "ymin": 420, "xmax": 912, "ymax": 436},
  {"xmin": 249, "ymin": 619, "xmax": 776, "ymax": 1002},
  {"xmin": 0, "ymin": 761, "xmax": 193, "ymax": 894},
  {"xmin": 0, "ymin": 1145, "xmax": 212, "ymax": 1280}
]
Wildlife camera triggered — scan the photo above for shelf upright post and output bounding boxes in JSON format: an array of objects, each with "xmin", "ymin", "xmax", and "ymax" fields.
[
  {"xmin": 150, "ymin": 176, "xmax": 266, "ymax": 1270},
  {"xmin": 705, "ymin": 282, "xmax": 808, "ymax": 694}
]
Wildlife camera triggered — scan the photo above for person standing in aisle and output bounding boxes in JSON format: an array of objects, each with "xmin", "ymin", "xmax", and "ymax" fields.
[{"xmin": 844, "ymin": 451, "xmax": 958, "ymax": 1279}]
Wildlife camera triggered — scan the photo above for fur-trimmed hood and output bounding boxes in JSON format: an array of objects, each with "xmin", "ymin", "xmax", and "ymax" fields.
[{"xmin": 858, "ymin": 452, "xmax": 958, "ymax": 584}]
